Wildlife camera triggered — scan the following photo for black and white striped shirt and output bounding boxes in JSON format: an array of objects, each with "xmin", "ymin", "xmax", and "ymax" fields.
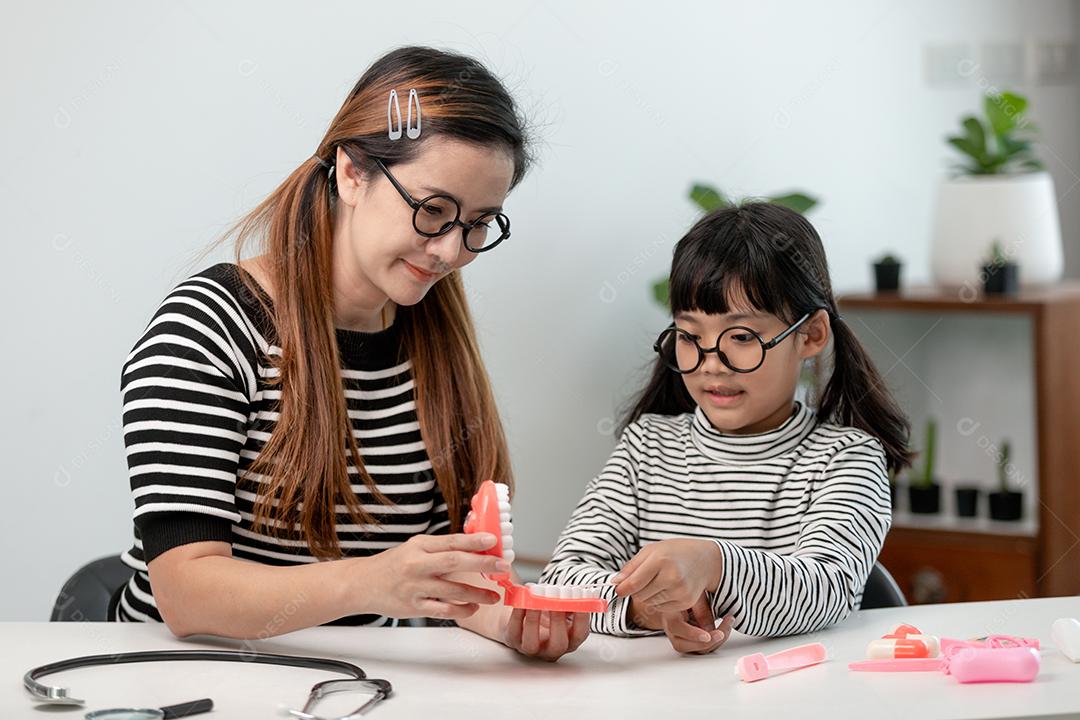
[
  {"xmin": 540, "ymin": 402, "xmax": 891, "ymax": 638},
  {"xmin": 114, "ymin": 263, "xmax": 449, "ymax": 625}
]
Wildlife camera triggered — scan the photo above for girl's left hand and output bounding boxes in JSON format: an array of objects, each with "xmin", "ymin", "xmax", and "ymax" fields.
[
  {"xmin": 661, "ymin": 593, "xmax": 734, "ymax": 655},
  {"xmin": 612, "ymin": 539, "xmax": 723, "ymax": 615},
  {"xmin": 502, "ymin": 608, "xmax": 590, "ymax": 662}
]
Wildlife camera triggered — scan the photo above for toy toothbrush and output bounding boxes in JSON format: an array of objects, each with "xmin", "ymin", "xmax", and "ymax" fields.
[
  {"xmin": 735, "ymin": 643, "xmax": 827, "ymax": 682},
  {"xmin": 464, "ymin": 481, "xmax": 609, "ymax": 614}
]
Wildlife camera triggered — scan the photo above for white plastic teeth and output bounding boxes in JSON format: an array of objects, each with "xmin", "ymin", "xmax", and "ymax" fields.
[
  {"xmin": 493, "ymin": 483, "xmax": 514, "ymax": 564},
  {"xmin": 525, "ymin": 583, "xmax": 603, "ymax": 599}
]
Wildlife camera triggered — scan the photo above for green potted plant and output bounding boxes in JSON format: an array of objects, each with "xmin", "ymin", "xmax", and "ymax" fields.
[
  {"xmin": 873, "ymin": 253, "xmax": 903, "ymax": 293},
  {"xmin": 908, "ymin": 418, "xmax": 941, "ymax": 514},
  {"xmin": 983, "ymin": 239, "xmax": 1020, "ymax": 295},
  {"xmin": 953, "ymin": 482, "xmax": 980, "ymax": 518},
  {"xmin": 988, "ymin": 440, "xmax": 1023, "ymax": 521},
  {"xmin": 931, "ymin": 90, "xmax": 1062, "ymax": 288},
  {"xmin": 652, "ymin": 184, "xmax": 819, "ymax": 307}
]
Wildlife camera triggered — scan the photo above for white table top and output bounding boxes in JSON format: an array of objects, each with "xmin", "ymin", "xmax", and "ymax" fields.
[{"xmin": 5, "ymin": 596, "xmax": 1080, "ymax": 719}]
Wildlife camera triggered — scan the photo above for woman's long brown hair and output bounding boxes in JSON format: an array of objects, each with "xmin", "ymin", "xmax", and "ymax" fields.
[{"xmin": 215, "ymin": 47, "xmax": 530, "ymax": 559}]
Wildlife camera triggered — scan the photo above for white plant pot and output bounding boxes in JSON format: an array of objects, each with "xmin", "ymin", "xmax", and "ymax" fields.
[{"xmin": 930, "ymin": 171, "xmax": 1063, "ymax": 287}]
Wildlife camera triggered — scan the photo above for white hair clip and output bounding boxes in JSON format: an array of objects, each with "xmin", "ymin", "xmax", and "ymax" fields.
[
  {"xmin": 387, "ymin": 88, "xmax": 422, "ymax": 141},
  {"xmin": 406, "ymin": 88, "xmax": 421, "ymax": 139},
  {"xmin": 387, "ymin": 89, "xmax": 403, "ymax": 140}
]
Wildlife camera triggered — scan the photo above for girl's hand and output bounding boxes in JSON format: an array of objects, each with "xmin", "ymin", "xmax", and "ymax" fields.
[
  {"xmin": 357, "ymin": 532, "xmax": 509, "ymax": 620},
  {"xmin": 612, "ymin": 539, "xmax": 722, "ymax": 615},
  {"xmin": 660, "ymin": 593, "xmax": 733, "ymax": 655},
  {"xmin": 628, "ymin": 595, "xmax": 666, "ymax": 631},
  {"xmin": 502, "ymin": 608, "xmax": 590, "ymax": 662}
]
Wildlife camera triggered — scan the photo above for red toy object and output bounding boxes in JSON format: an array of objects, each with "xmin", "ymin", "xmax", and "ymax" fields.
[
  {"xmin": 868, "ymin": 624, "xmax": 940, "ymax": 659},
  {"xmin": 868, "ymin": 638, "xmax": 935, "ymax": 659},
  {"xmin": 464, "ymin": 481, "xmax": 609, "ymax": 614},
  {"xmin": 885, "ymin": 624, "xmax": 922, "ymax": 638}
]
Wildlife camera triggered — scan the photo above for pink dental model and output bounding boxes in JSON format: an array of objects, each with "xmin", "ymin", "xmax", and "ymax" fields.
[{"xmin": 464, "ymin": 481, "xmax": 609, "ymax": 613}]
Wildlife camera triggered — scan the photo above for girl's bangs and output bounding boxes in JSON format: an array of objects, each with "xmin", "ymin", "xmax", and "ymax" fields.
[{"xmin": 668, "ymin": 220, "xmax": 795, "ymax": 322}]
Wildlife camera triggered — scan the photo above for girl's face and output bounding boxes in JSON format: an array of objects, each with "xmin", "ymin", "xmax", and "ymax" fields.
[
  {"xmin": 333, "ymin": 136, "xmax": 515, "ymax": 309},
  {"xmin": 674, "ymin": 293, "xmax": 830, "ymax": 435}
]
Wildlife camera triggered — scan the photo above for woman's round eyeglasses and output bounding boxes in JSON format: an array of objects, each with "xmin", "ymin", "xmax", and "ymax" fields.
[{"xmin": 373, "ymin": 157, "xmax": 511, "ymax": 253}]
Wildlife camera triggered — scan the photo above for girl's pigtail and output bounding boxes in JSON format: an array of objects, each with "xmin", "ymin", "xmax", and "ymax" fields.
[{"xmin": 819, "ymin": 317, "xmax": 913, "ymax": 472}]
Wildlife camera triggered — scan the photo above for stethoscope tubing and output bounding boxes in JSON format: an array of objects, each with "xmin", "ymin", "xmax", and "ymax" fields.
[{"xmin": 25, "ymin": 649, "xmax": 370, "ymax": 706}]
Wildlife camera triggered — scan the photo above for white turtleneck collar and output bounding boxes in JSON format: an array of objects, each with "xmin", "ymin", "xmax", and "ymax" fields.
[{"xmin": 689, "ymin": 401, "xmax": 818, "ymax": 464}]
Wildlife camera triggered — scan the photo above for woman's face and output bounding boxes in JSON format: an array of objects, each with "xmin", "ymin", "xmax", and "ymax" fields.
[
  {"xmin": 674, "ymin": 291, "xmax": 829, "ymax": 435},
  {"xmin": 333, "ymin": 136, "xmax": 515, "ymax": 308}
]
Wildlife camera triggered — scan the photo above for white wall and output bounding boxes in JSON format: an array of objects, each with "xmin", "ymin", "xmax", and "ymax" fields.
[{"xmin": 2, "ymin": 0, "xmax": 1078, "ymax": 619}]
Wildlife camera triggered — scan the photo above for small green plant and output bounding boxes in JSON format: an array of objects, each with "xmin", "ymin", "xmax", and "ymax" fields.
[
  {"xmin": 986, "ymin": 239, "xmax": 1010, "ymax": 267},
  {"xmin": 652, "ymin": 183, "xmax": 820, "ymax": 307},
  {"xmin": 876, "ymin": 253, "xmax": 901, "ymax": 266},
  {"xmin": 688, "ymin": 183, "xmax": 819, "ymax": 215},
  {"xmin": 946, "ymin": 90, "xmax": 1043, "ymax": 175},
  {"xmin": 998, "ymin": 439, "xmax": 1012, "ymax": 492},
  {"xmin": 913, "ymin": 418, "xmax": 938, "ymax": 489}
]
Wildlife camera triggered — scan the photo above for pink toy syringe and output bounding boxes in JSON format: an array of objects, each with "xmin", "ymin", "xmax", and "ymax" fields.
[
  {"xmin": 464, "ymin": 481, "xmax": 609, "ymax": 613},
  {"xmin": 735, "ymin": 643, "xmax": 828, "ymax": 682}
]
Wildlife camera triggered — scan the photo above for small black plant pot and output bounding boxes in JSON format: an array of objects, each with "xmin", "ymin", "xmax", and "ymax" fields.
[
  {"xmin": 954, "ymin": 486, "xmax": 980, "ymax": 518},
  {"xmin": 983, "ymin": 262, "xmax": 1019, "ymax": 295},
  {"xmin": 989, "ymin": 490, "xmax": 1023, "ymax": 521},
  {"xmin": 874, "ymin": 263, "xmax": 902, "ymax": 292},
  {"xmin": 908, "ymin": 483, "xmax": 941, "ymax": 514}
]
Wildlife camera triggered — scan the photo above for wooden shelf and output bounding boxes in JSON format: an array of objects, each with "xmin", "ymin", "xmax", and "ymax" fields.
[
  {"xmin": 891, "ymin": 509, "xmax": 1038, "ymax": 538},
  {"xmin": 838, "ymin": 282, "xmax": 1080, "ymax": 601},
  {"xmin": 880, "ymin": 526, "xmax": 1038, "ymax": 604},
  {"xmin": 837, "ymin": 282, "xmax": 1080, "ymax": 315}
]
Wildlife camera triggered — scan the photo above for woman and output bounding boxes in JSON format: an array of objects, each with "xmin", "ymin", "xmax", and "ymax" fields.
[{"xmin": 113, "ymin": 46, "xmax": 588, "ymax": 661}]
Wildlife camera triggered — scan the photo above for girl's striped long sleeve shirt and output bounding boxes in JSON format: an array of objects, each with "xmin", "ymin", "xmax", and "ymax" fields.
[{"xmin": 540, "ymin": 402, "xmax": 891, "ymax": 638}]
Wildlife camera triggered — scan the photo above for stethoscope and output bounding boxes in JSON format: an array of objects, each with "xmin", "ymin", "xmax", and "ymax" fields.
[{"xmin": 24, "ymin": 649, "xmax": 393, "ymax": 719}]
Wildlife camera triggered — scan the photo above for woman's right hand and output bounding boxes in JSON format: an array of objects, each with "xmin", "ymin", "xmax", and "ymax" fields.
[{"xmin": 351, "ymin": 532, "xmax": 510, "ymax": 621}]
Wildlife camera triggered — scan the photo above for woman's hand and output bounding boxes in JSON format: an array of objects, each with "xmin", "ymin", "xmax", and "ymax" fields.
[
  {"xmin": 612, "ymin": 539, "xmax": 722, "ymax": 616},
  {"xmin": 353, "ymin": 532, "xmax": 509, "ymax": 621},
  {"xmin": 502, "ymin": 608, "xmax": 590, "ymax": 662}
]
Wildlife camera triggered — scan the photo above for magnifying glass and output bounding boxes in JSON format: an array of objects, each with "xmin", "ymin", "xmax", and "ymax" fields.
[{"xmin": 84, "ymin": 697, "xmax": 213, "ymax": 720}]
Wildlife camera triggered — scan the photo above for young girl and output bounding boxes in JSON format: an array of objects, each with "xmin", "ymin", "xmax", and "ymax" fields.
[
  {"xmin": 541, "ymin": 202, "xmax": 912, "ymax": 654},
  {"xmin": 114, "ymin": 46, "xmax": 587, "ymax": 661}
]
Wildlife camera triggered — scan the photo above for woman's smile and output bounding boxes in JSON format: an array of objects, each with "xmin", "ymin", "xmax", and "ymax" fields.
[{"xmin": 402, "ymin": 259, "xmax": 437, "ymax": 282}]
